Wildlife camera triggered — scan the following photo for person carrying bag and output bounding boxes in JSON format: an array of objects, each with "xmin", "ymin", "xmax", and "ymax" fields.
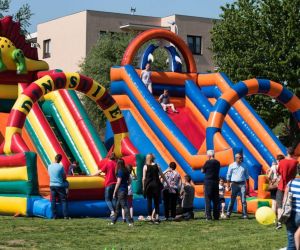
[
  {"xmin": 278, "ymin": 180, "xmax": 293, "ymax": 224},
  {"xmin": 280, "ymin": 178, "xmax": 300, "ymax": 250}
]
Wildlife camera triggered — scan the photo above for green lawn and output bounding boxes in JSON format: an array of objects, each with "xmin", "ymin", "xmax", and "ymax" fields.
[{"xmin": 0, "ymin": 212, "xmax": 287, "ymax": 250}]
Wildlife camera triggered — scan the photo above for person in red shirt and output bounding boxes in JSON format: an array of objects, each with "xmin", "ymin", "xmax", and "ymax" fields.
[
  {"xmin": 93, "ymin": 153, "xmax": 117, "ymax": 217},
  {"xmin": 276, "ymin": 147, "xmax": 299, "ymax": 229}
]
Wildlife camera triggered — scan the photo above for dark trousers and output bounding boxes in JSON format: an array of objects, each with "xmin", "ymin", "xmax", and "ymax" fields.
[
  {"xmin": 112, "ymin": 190, "xmax": 133, "ymax": 224},
  {"xmin": 204, "ymin": 180, "xmax": 219, "ymax": 220},
  {"xmin": 146, "ymin": 190, "xmax": 160, "ymax": 216},
  {"xmin": 50, "ymin": 186, "xmax": 68, "ymax": 218},
  {"xmin": 163, "ymin": 189, "xmax": 178, "ymax": 218}
]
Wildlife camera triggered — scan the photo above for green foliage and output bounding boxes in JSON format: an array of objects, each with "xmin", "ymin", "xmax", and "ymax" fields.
[
  {"xmin": 79, "ymin": 33, "xmax": 169, "ymax": 135},
  {"xmin": 136, "ymin": 40, "xmax": 170, "ymax": 72},
  {"xmin": 0, "ymin": 0, "xmax": 33, "ymax": 35},
  {"xmin": 0, "ymin": 212, "xmax": 287, "ymax": 249},
  {"xmin": 211, "ymin": 0, "xmax": 300, "ymax": 145},
  {"xmin": 79, "ymin": 32, "xmax": 136, "ymax": 135}
]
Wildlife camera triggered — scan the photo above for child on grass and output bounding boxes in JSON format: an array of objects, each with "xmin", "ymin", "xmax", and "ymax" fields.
[
  {"xmin": 122, "ymin": 165, "xmax": 137, "ymax": 222},
  {"xmin": 219, "ymin": 178, "xmax": 226, "ymax": 218}
]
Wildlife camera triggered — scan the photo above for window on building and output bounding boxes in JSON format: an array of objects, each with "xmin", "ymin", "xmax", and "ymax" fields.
[
  {"xmin": 187, "ymin": 35, "xmax": 202, "ymax": 55},
  {"xmin": 43, "ymin": 39, "xmax": 51, "ymax": 58},
  {"xmin": 99, "ymin": 30, "xmax": 116, "ymax": 38}
]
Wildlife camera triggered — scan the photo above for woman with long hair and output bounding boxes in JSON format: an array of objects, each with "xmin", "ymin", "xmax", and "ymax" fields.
[
  {"xmin": 143, "ymin": 153, "xmax": 169, "ymax": 224},
  {"xmin": 110, "ymin": 158, "xmax": 133, "ymax": 226},
  {"xmin": 268, "ymin": 154, "xmax": 285, "ymax": 229}
]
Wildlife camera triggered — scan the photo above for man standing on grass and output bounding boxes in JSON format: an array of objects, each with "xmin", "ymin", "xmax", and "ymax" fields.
[
  {"xmin": 48, "ymin": 154, "xmax": 69, "ymax": 219},
  {"xmin": 202, "ymin": 150, "xmax": 220, "ymax": 220},
  {"xmin": 226, "ymin": 153, "xmax": 249, "ymax": 219}
]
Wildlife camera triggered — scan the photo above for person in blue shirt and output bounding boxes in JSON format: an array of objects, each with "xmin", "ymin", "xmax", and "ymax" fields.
[
  {"xmin": 226, "ymin": 153, "xmax": 249, "ymax": 219},
  {"xmin": 48, "ymin": 154, "xmax": 69, "ymax": 219},
  {"xmin": 110, "ymin": 158, "xmax": 133, "ymax": 226}
]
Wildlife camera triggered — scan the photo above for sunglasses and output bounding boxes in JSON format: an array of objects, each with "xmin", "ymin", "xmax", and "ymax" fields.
[{"xmin": 236, "ymin": 156, "xmax": 243, "ymax": 159}]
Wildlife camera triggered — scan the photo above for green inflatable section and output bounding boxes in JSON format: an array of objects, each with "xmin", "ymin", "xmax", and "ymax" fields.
[
  {"xmin": 25, "ymin": 119, "xmax": 51, "ymax": 167},
  {"xmin": 0, "ymin": 152, "xmax": 38, "ymax": 195},
  {"xmin": 131, "ymin": 154, "xmax": 145, "ymax": 195},
  {"xmin": 0, "ymin": 99, "xmax": 15, "ymax": 112},
  {"xmin": 68, "ymin": 91, "xmax": 108, "ymax": 158},
  {"xmin": 41, "ymin": 100, "xmax": 89, "ymax": 174}
]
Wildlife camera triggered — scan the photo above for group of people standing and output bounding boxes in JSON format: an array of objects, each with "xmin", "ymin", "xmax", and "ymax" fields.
[
  {"xmin": 142, "ymin": 153, "xmax": 195, "ymax": 223},
  {"xmin": 202, "ymin": 150, "xmax": 249, "ymax": 220},
  {"xmin": 47, "ymin": 152, "xmax": 195, "ymax": 226}
]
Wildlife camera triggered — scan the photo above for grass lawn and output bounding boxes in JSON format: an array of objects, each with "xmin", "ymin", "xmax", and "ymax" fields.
[{"xmin": 0, "ymin": 212, "xmax": 287, "ymax": 250}]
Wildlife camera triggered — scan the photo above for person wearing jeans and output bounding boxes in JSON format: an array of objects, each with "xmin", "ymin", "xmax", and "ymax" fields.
[
  {"xmin": 105, "ymin": 184, "xmax": 116, "ymax": 213},
  {"xmin": 111, "ymin": 158, "xmax": 133, "ymax": 226},
  {"xmin": 48, "ymin": 154, "xmax": 69, "ymax": 219},
  {"xmin": 284, "ymin": 178, "xmax": 300, "ymax": 250},
  {"xmin": 226, "ymin": 153, "xmax": 249, "ymax": 219},
  {"xmin": 93, "ymin": 153, "xmax": 117, "ymax": 217}
]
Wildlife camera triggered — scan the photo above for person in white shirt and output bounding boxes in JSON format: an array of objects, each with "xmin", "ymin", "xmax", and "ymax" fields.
[{"xmin": 140, "ymin": 63, "xmax": 152, "ymax": 93}]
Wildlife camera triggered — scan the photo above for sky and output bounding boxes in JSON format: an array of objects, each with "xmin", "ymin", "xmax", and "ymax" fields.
[{"xmin": 10, "ymin": 0, "xmax": 235, "ymax": 33}]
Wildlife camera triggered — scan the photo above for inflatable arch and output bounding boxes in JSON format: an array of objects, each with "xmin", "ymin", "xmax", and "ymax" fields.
[
  {"xmin": 206, "ymin": 79, "xmax": 300, "ymax": 152},
  {"xmin": 121, "ymin": 29, "xmax": 197, "ymax": 73},
  {"xmin": 1, "ymin": 71, "xmax": 133, "ymax": 157}
]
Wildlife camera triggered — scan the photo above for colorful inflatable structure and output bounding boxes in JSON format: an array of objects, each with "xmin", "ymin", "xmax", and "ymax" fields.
[
  {"xmin": 107, "ymin": 29, "xmax": 300, "ymax": 211},
  {"xmin": 0, "ymin": 17, "xmax": 299, "ymax": 217},
  {"xmin": 0, "ymin": 17, "xmax": 144, "ymax": 218}
]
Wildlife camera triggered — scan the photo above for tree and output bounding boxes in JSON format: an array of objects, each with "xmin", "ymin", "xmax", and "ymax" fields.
[
  {"xmin": 79, "ymin": 32, "xmax": 169, "ymax": 136},
  {"xmin": 211, "ymin": 0, "xmax": 300, "ymax": 147},
  {"xmin": 0, "ymin": 0, "xmax": 33, "ymax": 35}
]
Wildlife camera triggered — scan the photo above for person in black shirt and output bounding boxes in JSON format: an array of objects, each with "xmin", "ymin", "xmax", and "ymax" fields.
[{"xmin": 202, "ymin": 150, "xmax": 221, "ymax": 220}]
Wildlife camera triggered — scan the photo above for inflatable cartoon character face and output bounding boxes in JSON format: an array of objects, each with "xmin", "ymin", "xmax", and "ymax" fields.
[{"xmin": 0, "ymin": 36, "xmax": 48, "ymax": 74}]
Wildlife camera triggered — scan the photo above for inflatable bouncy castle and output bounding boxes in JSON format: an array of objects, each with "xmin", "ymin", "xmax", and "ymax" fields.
[
  {"xmin": 0, "ymin": 16, "xmax": 299, "ymax": 217},
  {"xmin": 107, "ymin": 29, "xmax": 300, "ymax": 212},
  {"xmin": 0, "ymin": 17, "xmax": 143, "ymax": 218}
]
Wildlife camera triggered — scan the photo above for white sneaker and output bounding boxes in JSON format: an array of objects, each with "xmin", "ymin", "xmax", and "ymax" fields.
[
  {"xmin": 110, "ymin": 211, "xmax": 115, "ymax": 218},
  {"xmin": 276, "ymin": 222, "xmax": 282, "ymax": 230},
  {"xmin": 145, "ymin": 216, "xmax": 152, "ymax": 221}
]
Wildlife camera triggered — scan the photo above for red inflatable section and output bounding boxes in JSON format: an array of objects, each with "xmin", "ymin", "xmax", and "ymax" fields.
[{"xmin": 168, "ymin": 107, "xmax": 205, "ymax": 149}]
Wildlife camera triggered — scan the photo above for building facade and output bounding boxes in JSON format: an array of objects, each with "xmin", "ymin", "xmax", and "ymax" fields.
[{"xmin": 36, "ymin": 10, "xmax": 215, "ymax": 73}]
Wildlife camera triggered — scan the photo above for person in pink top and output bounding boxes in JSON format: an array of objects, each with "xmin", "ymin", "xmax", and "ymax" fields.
[
  {"xmin": 93, "ymin": 153, "xmax": 117, "ymax": 217},
  {"xmin": 276, "ymin": 147, "xmax": 299, "ymax": 229}
]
